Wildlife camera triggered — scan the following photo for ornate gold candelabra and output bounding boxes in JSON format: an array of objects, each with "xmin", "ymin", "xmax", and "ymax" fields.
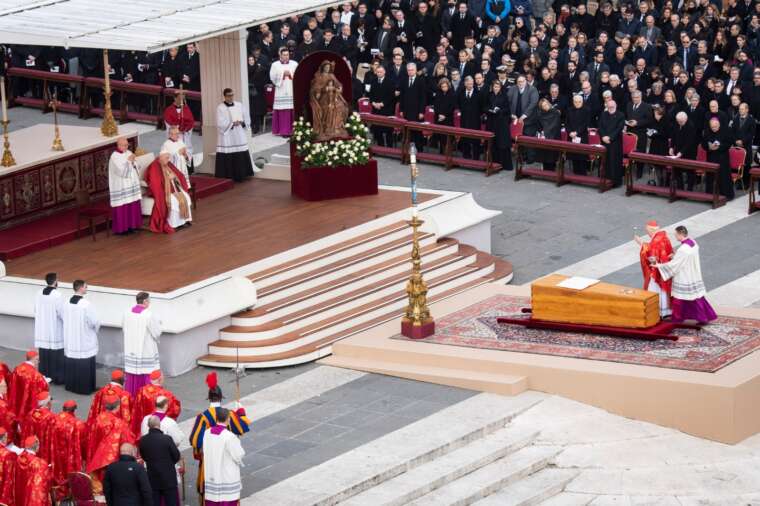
[
  {"xmin": 1, "ymin": 120, "xmax": 15, "ymax": 167},
  {"xmin": 401, "ymin": 143, "xmax": 434, "ymax": 339},
  {"xmin": 50, "ymin": 94, "xmax": 64, "ymax": 151},
  {"xmin": 100, "ymin": 48, "xmax": 118, "ymax": 137}
]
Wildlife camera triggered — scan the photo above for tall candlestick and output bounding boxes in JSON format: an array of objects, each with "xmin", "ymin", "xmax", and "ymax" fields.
[
  {"xmin": 1, "ymin": 76, "xmax": 8, "ymax": 123},
  {"xmin": 100, "ymin": 49, "xmax": 118, "ymax": 137}
]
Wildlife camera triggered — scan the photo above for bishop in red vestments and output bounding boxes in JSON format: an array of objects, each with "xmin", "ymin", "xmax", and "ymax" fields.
[
  {"xmin": 131, "ymin": 370, "xmax": 181, "ymax": 435},
  {"xmin": 51, "ymin": 400, "xmax": 88, "ymax": 490},
  {"xmin": 87, "ymin": 369, "xmax": 133, "ymax": 428},
  {"xmin": 20, "ymin": 391, "xmax": 56, "ymax": 461},
  {"xmin": 9, "ymin": 350, "xmax": 49, "ymax": 419},
  {"xmin": 144, "ymin": 154, "xmax": 192, "ymax": 234},
  {"xmin": 163, "ymin": 93, "xmax": 195, "ymax": 135},
  {"xmin": 635, "ymin": 220, "xmax": 674, "ymax": 318},
  {"xmin": 0, "ymin": 428, "xmax": 16, "ymax": 505},
  {"xmin": 87, "ymin": 395, "xmax": 136, "ymax": 492},
  {"xmin": 0, "ymin": 376, "xmax": 17, "ymax": 440},
  {"xmin": 14, "ymin": 436, "xmax": 52, "ymax": 506}
]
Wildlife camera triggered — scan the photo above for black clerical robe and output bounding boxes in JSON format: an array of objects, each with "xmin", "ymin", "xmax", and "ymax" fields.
[{"xmin": 598, "ymin": 110, "xmax": 626, "ymax": 187}]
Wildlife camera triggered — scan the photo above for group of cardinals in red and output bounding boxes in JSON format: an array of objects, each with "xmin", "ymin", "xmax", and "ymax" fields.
[{"xmin": 0, "ymin": 350, "xmax": 180, "ymax": 505}]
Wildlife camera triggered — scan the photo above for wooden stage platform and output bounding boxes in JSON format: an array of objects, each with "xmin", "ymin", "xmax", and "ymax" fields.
[{"xmin": 5, "ymin": 179, "xmax": 435, "ymax": 293}]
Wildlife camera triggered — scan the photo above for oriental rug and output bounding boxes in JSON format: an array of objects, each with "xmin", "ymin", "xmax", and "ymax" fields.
[{"xmin": 393, "ymin": 294, "xmax": 760, "ymax": 373}]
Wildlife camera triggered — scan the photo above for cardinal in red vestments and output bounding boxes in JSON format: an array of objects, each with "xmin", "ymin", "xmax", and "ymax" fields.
[
  {"xmin": 20, "ymin": 391, "xmax": 56, "ymax": 461},
  {"xmin": 9, "ymin": 350, "xmax": 49, "ymax": 419},
  {"xmin": 0, "ymin": 361, "xmax": 10, "ymax": 386},
  {"xmin": 87, "ymin": 369, "xmax": 133, "ymax": 428},
  {"xmin": 14, "ymin": 436, "xmax": 52, "ymax": 506},
  {"xmin": 50, "ymin": 400, "xmax": 88, "ymax": 491},
  {"xmin": 131, "ymin": 370, "xmax": 181, "ymax": 435},
  {"xmin": 163, "ymin": 93, "xmax": 195, "ymax": 134},
  {"xmin": 144, "ymin": 154, "xmax": 192, "ymax": 234},
  {"xmin": 0, "ymin": 428, "xmax": 16, "ymax": 505},
  {"xmin": 0, "ymin": 376, "xmax": 17, "ymax": 441},
  {"xmin": 87, "ymin": 395, "xmax": 137, "ymax": 493},
  {"xmin": 635, "ymin": 220, "xmax": 674, "ymax": 318}
]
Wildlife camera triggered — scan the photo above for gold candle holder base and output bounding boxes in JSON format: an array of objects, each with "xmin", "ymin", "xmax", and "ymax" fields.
[
  {"xmin": 1, "ymin": 120, "xmax": 15, "ymax": 167},
  {"xmin": 52, "ymin": 135, "xmax": 64, "ymax": 151}
]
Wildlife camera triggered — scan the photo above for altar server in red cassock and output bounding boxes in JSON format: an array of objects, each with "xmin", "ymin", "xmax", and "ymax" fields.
[
  {"xmin": 20, "ymin": 391, "xmax": 56, "ymax": 462},
  {"xmin": 14, "ymin": 436, "xmax": 52, "ymax": 506},
  {"xmin": 87, "ymin": 369, "xmax": 133, "ymax": 428},
  {"xmin": 0, "ymin": 376, "xmax": 17, "ymax": 440},
  {"xmin": 131, "ymin": 369, "xmax": 181, "ymax": 435},
  {"xmin": 144, "ymin": 152, "xmax": 192, "ymax": 234},
  {"xmin": 0, "ymin": 428, "xmax": 16, "ymax": 505},
  {"xmin": 50, "ymin": 400, "xmax": 88, "ymax": 490},
  {"xmin": 635, "ymin": 220, "xmax": 673, "ymax": 318},
  {"xmin": 9, "ymin": 350, "xmax": 49, "ymax": 419},
  {"xmin": 87, "ymin": 395, "xmax": 137, "ymax": 494}
]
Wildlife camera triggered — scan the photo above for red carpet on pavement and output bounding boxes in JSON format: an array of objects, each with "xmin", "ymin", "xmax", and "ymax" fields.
[
  {"xmin": 394, "ymin": 294, "xmax": 760, "ymax": 373},
  {"xmin": 0, "ymin": 175, "xmax": 233, "ymax": 261}
]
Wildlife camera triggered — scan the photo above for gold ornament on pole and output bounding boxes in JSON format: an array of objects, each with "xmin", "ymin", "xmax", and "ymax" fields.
[
  {"xmin": 50, "ymin": 91, "xmax": 64, "ymax": 151},
  {"xmin": 0, "ymin": 76, "xmax": 15, "ymax": 167},
  {"xmin": 100, "ymin": 49, "xmax": 118, "ymax": 137},
  {"xmin": 401, "ymin": 143, "xmax": 435, "ymax": 339}
]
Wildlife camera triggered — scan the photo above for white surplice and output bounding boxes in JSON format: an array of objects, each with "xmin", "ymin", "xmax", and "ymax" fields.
[
  {"xmin": 203, "ymin": 427, "xmax": 245, "ymax": 502},
  {"xmin": 34, "ymin": 287, "xmax": 63, "ymax": 350},
  {"xmin": 108, "ymin": 150, "xmax": 142, "ymax": 207},
  {"xmin": 658, "ymin": 240, "xmax": 707, "ymax": 300},
  {"xmin": 269, "ymin": 60, "xmax": 298, "ymax": 110},
  {"xmin": 216, "ymin": 101, "xmax": 251, "ymax": 154},
  {"xmin": 62, "ymin": 296, "xmax": 100, "ymax": 359},
  {"xmin": 140, "ymin": 412, "xmax": 185, "ymax": 447},
  {"xmin": 123, "ymin": 306, "xmax": 162, "ymax": 375},
  {"xmin": 161, "ymin": 138, "xmax": 191, "ymax": 185}
]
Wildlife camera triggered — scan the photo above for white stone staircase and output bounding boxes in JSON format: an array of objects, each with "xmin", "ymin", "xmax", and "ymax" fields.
[{"xmin": 197, "ymin": 218, "xmax": 512, "ymax": 369}]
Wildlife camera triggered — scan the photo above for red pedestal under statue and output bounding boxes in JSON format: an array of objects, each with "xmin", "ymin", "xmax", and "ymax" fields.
[{"xmin": 289, "ymin": 143, "xmax": 378, "ymax": 201}]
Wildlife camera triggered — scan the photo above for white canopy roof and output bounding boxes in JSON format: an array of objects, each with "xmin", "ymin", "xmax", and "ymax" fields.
[{"xmin": 0, "ymin": 0, "xmax": 341, "ymax": 53}]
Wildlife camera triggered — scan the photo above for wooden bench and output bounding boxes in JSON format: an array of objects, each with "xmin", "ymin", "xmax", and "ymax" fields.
[{"xmin": 7, "ymin": 67, "xmax": 85, "ymax": 115}]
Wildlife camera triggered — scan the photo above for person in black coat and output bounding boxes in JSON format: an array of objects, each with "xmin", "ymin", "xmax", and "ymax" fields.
[
  {"xmin": 457, "ymin": 76, "xmax": 482, "ymax": 159},
  {"xmin": 399, "ymin": 62, "xmax": 428, "ymax": 147},
  {"xmin": 486, "ymin": 80, "xmax": 512, "ymax": 170},
  {"xmin": 449, "ymin": 4, "xmax": 478, "ymax": 50},
  {"xmin": 731, "ymin": 103, "xmax": 756, "ymax": 187},
  {"xmin": 702, "ymin": 118, "xmax": 735, "ymax": 201},
  {"xmin": 139, "ymin": 416, "xmax": 180, "ymax": 506},
  {"xmin": 598, "ymin": 100, "xmax": 626, "ymax": 187},
  {"xmin": 536, "ymin": 99, "xmax": 562, "ymax": 171},
  {"xmin": 433, "ymin": 78, "xmax": 456, "ymax": 152},
  {"xmin": 247, "ymin": 55, "xmax": 269, "ymax": 134},
  {"xmin": 103, "ymin": 443, "xmax": 154, "ymax": 506},
  {"xmin": 625, "ymin": 90, "xmax": 653, "ymax": 161},
  {"xmin": 669, "ymin": 112, "xmax": 698, "ymax": 191},
  {"xmin": 368, "ymin": 65, "xmax": 397, "ymax": 146},
  {"xmin": 647, "ymin": 105, "xmax": 670, "ymax": 185},
  {"xmin": 565, "ymin": 95, "xmax": 591, "ymax": 174}
]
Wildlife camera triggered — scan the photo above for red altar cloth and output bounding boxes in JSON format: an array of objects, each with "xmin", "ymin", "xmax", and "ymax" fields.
[{"xmin": 289, "ymin": 143, "xmax": 378, "ymax": 201}]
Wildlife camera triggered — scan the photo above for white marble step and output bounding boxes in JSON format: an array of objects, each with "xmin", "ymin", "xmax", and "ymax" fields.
[
  {"xmin": 240, "ymin": 392, "xmax": 547, "ymax": 506},
  {"xmin": 538, "ymin": 492, "xmax": 596, "ymax": 506},
  {"xmin": 476, "ymin": 468, "xmax": 579, "ymax": 506},
  {"xmin": 408, "ymin": 446, "xmax": 562, "ymax": 506},
  {"xmin": 340, "ymin": 426, "xmax": 539, "ymax": 506}
]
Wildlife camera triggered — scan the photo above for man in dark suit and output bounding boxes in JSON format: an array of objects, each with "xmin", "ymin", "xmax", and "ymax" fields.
[
  {"xmin": 449, "ymin": 2, "xmax": 477, "ymax": 50},
  {"xmin": 399, "ymin": 62, "xmax": 427, "ymax": 146},
  {"xmin": 625, "ymin": 90, "xmax": 653, "ymax": 156},
  {"xmin": 392, "ymin": 10, "xmax": 415, "ymax": 57},
  {"xmin": 457, "ymin": 76, "xmax": 482, "ymax": 159},
  {"xmin": 369, "ymin": 65, "xmax": 396, "ymax": 146},
  {"xmin": 139, "ymin": 416, "xmax": 180, "ymax": 506},
  {"xmin": 669, "ymin": 111, "xmax": 697, "ymax": 190},
  {"xmin": 103, "ymin": 443, "xmax": 153, "ymax": 506},
  {"xmin": 731, "ymin": 102, "xmax": 756, "ymax": 187},
  {"xmin": 580, "ymin": 80, "xmax": 601, "ymax": 127},
  {"xmin": 453, "ymin": 49, "xmax": 476, "ymax": 79},
  {"xmin": 507, "ymin": 75, "xmax": 538, "ymax": 137},
  {"xmin": 586, "ymin": 52, "xmax": 609, "ymax": 85}
]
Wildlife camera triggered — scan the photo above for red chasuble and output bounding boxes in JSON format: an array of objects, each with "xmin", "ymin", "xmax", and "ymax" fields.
[
  {"xmin": 8, "ymin": 362, "xmax": 49, "ymax": 418},
  {"xmin": 50, "ymin": 411, "xmax": 88, "ymax": 487},
  {"xmin": 86, "ymin": 411, "xmax": 136, "ymax": 482},
  {"xmin": 0, "ymin": 444, "xmax": 16, "ymax": 505},
  {"xmin": 131, "ymin": 383, "xmax": 181, "ymax": 435},
  {"xmin": 144, "ymin": 159, "xmax": 191, "ymax": 234},
  {"xmin": 0, "ymin": 361, "xmax": 10, "ymax": 386},
  {"xmin": 87, "ymin": 383, "xmax": 133, "ymax": 428},
  {"xmin": 639, "ymin": 230, "xmax": 673, "ymax": 295},
  {"xmin": 14, "ymin": 451, "xmax": 52, "ymax": 506},
  {"xmin": 163, "ymin": 103, "xmax": 195, "ymax": 132},
  {"xmin": 0, "ymin": 397, "xmax": 16, "ymax": 441},
  {"xmin": 20, "ymin": 407, "xmax": 56, "ymax": 461}
]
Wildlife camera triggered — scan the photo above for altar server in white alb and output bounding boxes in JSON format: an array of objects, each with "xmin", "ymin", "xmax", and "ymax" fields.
[
  {"xmin": 123, "ymin": 291, "xmax": 162, "ymax": 397},
  {"xmin": 34, "ymin": 272, "xmax": 64, "ymax": 385},
  {"xmin": 62, "ymin": 279, "xmax": 100, "ymax": 394},
  {"xmin": 215, "ymin": 88, "xmax": 254, "ymax": 182},
  {"xmin": 161, "ymin": 126, "xmax": 192, "ymax": 187},
  {"xmin": 108, "ymin": 137, "xmax": 143, "ymax": 235},
  {"xmin": 203, "ymin": 407, "xmax": 245, "ymax": 505},
  {"xmin": 655, "ymin": 226, "xmax": 718, "ymax": 325},
  {"xmin": 269, "ymin": 47, "xmax": 298, "ymax": 136}
]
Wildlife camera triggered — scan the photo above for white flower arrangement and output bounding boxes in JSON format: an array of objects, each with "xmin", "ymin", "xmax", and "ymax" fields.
[{"xmin": 291, "ymin": 112, "xmax": 372, "ymax": 168}]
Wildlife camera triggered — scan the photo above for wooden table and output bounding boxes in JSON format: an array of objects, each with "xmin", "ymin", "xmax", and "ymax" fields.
[
  {"xmin": 625, "ymin": 151, "xmax": 726, "ymax": 208},
  {"xmin": 514, "ymin": 136, "xmax": 611, "ymax": 192}
]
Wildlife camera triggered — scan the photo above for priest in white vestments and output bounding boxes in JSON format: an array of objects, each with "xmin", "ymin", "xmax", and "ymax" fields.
[
  {"xmin": 34, "ymin": 272, "xmax": 64, "ymax": 385},
  {"xmin": 161, "ymin": 126, "xmax": 192, "ymax": 186},
  {"xmin": 655, "ymin": 226, "xmax": 718, "ymax": 324},
  {"xmin": 269, "ymin": 47, "xmax": 298, "ymax": 136},
  {"xmin": 140, "ymin": 397, "xmax": 185, "ymax": 446},
  {"xmin": 215, "ymin": 88, "xmax": 254, "ymax": 182},
  {"xmin": 62, "ymin": 279, "xmax": 100, "ymax": 394},
  {"xmin": 108, "ymin": 137, "xmax": 143, "ymax": 234},
  {"xmin": 203, "ymin": 407, "xmax": 245, "ymax": 506},
  {"xmin": 123, "ymin": 291, "xmax": 162, "ymax": 396}
]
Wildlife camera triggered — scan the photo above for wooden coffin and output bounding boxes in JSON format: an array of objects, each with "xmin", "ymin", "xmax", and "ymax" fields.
[{"xmin": 531, "ymin": 274, "xmax": 660, "ymax": 329}]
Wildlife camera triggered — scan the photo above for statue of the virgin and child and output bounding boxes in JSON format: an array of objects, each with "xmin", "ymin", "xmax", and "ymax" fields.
[{"xmin": 309, "ymin": 60, "xmax": 350, "ymax": 141}]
